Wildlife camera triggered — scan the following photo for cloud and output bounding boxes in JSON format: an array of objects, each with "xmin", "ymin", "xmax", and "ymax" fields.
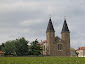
[
  {"xmin": 0, "ymin": 0, "xmax": 85, "ymax": 49},
  {"xmin": 20, "ymin": 19, "xmax": 44, "ymax": 26}
]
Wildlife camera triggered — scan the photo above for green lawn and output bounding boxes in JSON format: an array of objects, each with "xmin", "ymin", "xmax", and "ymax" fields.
[{"xmin": 0, "ymin": 57, "xmax": 85, "ymax": 64}]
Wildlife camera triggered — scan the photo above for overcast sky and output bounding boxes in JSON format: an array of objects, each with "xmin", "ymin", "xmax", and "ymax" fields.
[{"xmin": 0, "ymin": 0, "xmax": 85, "ymax": 49}]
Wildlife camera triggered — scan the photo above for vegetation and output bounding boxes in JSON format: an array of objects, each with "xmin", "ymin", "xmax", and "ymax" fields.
[
  {"xmin": 15, "ymin": 37, "xmax": 29, "ymax": 56},
  {"xmin": 0, "ymin": 43, "xmax": 5, "ymax": 51},
  {"xmin": 2, "ymin": 40, "xmax": 16, "ymax": 55},
  {"xmin": 75, "ymin": 50, "xmax": 79, "ymax": 57},
  {"xmin": 29, "ymin": 39, "xmax": 42, "ymax": 55},
  {"xmin": 0, "ymin": 38, "xmax": 42, "ymax": 56},
  {"xmin": 0, "ymin": 57, "xmax": 85, "ymax": 64}
]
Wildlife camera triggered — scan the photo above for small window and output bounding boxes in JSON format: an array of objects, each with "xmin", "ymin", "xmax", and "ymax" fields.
[{"xmin": 58, "ymin": 44, "xmax": 62, "ymax": 50}]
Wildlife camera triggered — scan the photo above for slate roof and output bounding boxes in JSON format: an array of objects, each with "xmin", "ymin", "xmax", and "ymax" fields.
[
  {"xmin": 61, "ymin": 19, "xmax": 69, "ymax": 33},
  {"xmin": 46, "ymin": 18, "xmax": 55, "ymax": 32}
]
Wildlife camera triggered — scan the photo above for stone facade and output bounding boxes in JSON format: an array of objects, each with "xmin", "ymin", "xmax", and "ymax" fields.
[{"xmin": 40, "ymin": 18, "xmax": 70, "ymax": 56}]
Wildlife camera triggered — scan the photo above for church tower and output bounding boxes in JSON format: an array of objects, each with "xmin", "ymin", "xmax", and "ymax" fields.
[
  {"xmin": 46, "ymin": 18, "xmax": 55, "ymax": 56},
  {"xmin": 61, "ymin": 18, "xmax": 70, "ymax": 56}
]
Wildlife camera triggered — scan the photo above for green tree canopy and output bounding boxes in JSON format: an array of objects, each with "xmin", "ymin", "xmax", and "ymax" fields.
[
  {"xmin": 2, "ymin": 40, "xmax": 16, "ymax": 55},
  {"xmin": 0, "ymin": 43, "xmax": 5, "ymax": 51},
  {"xmin": 29, "ymin": 39, "xmax": 42, "ymax": 55},
  {"xmin": 15, "ymin": 37, "xmax": 29, "ymax": 56},
  {"xmin": 1, "ymin": 37, "xmax": 29, "ymax": 56}
]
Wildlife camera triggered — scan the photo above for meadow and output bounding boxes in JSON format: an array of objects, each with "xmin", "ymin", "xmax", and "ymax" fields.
[{"xmin": 0, "ymin": 57, "xmax": 85, "ymax": 64}]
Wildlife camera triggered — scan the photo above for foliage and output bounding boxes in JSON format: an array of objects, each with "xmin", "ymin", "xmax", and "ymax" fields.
[
  {"xmin": 0, "ymin": 37, "xmax": 42, "ymax": 56},
  {"xmin": 2, "ymin": 40, "xmax": 16, "ymax": 55},
  {"xmin": 29, "ymin": 39, "xmax": 42, "ymax": 55},
  {"xmin": 15, "ymin": 37, "xmax": 29, "ymax": 56},
  {"xmin": 75, "ymin": 50, "xmax": 79, "ymax": 57},
  {"xmin": 0, "ymin": 57, "xmax": 85, "ymax": 64},
  {"xmin": 0, "ymin": 43, "xmax": 5, "ymax": 51},
  {"xmin": 0, "ymin": 37, "xmax": 29, "ymax": 56}
]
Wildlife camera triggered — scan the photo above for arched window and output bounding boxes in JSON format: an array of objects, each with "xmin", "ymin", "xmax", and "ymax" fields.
[{"xmin": 58, "ymin": 44, "xmax": 62, "ymax": 50}]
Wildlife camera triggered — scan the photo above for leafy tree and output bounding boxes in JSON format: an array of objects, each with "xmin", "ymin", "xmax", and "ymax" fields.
[
  {"xmin": 0, "ymin": 45, "xmax": 2, "ymax": 50},
  {"xmin": 15, "ymin": 37, "xmax": 29, "ymax": 56},
  {"xmin": 75, "ymin": 50, "xmax": 79, "ymax": 57},
  {"xmin": 2, "ymin": 40, "xmax": 16, "ymax": 55},
  {"xmin": 29, "ymin": 39, "xmax": 42, "ymax": 55},
  {"xmin": 0, "ymin": 43, "xmax": 5, "ymax": 51}
]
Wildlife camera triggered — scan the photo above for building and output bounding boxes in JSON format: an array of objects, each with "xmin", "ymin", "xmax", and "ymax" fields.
[
  {"xmin": 0, "ymin": 51, "xmax": 5, "ymax": 57},
  {"xmin": 76, "ymin": 47, "xmax": 85, "ymax": 57},
  {"xmin": 40, "ymin": 18, "xmax": 70, "ymax": 56}
]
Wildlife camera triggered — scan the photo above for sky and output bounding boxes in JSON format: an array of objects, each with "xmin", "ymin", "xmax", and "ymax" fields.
[{"xmin": 0, "ymin": 0, "xmax": 85, "ymax": 49}]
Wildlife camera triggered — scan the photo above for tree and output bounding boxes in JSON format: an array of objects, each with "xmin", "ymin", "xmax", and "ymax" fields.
[
  {"xmin": 15, "ymin": 37, "xmax": 29, "ymax": 56},
  {"xmin": 0, "ymin": 43, "xmax": 5, "ymax": 51},
  {"xmin": 29, "ymin": 39, "xmax": 42, "ymax": 55},
  {"xmin": 75, "ymin": 50, "xmax": 79, "ymax": 57},
  {"xmin": 1, "ymin": 37, "xmax": 29, "ymax": 56},
  {"xmin": 0, "ymin": 45, "xmax": 2, "ymax": 51},
  {"xmin": 2, "ymin": 40, "xmax": 16, "ymax": 55}
]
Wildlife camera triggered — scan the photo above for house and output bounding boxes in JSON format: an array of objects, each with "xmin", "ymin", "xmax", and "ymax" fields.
[
  {"xmin": 0, "ymin": 51, "xmax": 5, "ymax": 57},
  {"xmin": 76, "ymin": 47, "xmax": 85, "ymax": 57},
  {"xmin": 40, "ymin": 18, "xmax": 70, "ymax": 56},
  {"xmin": 40, "ymin": 40, "xmax": 47, "ymax": 55}
]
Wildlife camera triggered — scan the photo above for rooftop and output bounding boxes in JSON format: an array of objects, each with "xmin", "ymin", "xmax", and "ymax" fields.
[
  {"xmin": 77, "ymin": 47, "xmax": 85, "ymax": 50},
  {"xmin": 0, "ymin": 51, "xmax": 5, "ymax": 54},
  {"xmin": 40, "ymin": 40, "xmax": 47, "ymax": 45}
]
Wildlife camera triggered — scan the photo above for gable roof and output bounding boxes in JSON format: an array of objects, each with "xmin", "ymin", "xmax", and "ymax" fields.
[
  {"xmin": 77, "ymin": 47, "xmax": 85, "ymax": 50},
  {"xmin": 0, "ymin": 51, "xmax": 5, "ymax": 54},
  {"xmin": 40, "ymin": 40, "xmax": 47, "ymax": 45}
]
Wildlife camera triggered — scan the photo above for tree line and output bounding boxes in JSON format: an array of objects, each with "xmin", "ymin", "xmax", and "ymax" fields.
[{"xmin": 0, "ymin": 37, "xmax": 42, "ymax": 56}]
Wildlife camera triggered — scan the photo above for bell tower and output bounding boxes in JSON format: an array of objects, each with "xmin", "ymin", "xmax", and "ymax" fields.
[
  {"xmin": 61, "ymin": 18, "xmax": 70, "ymax": 56},
  {"xmin": 46, "ymin": 18, "xmax": 55, "ymax": 56}
]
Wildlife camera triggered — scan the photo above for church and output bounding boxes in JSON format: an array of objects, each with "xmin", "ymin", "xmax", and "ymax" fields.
[{"xmin": 40, "ymin": 18, "xmax": 70, "ymax": 56}]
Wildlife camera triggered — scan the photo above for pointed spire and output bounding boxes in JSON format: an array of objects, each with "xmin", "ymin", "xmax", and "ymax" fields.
[
  {"xmin": 61, "ymin": 18, "xmax": 70, "ymax": 33},
  {"xmin": 46, "ymin": 18, "xmax": 55, "ymax": 32}
]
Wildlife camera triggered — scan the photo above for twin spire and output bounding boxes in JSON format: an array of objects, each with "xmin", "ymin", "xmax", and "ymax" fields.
[
  {"xmin": 46, "ymin": 18, "xmax": 55, "ymax": 32},
  {"xmin": 61, "ymin": 18, "xmax": 69, "ymax": 33},
  {"xmin": 46, "ymin": 18, "xmax": 69, "ymax": 33}
]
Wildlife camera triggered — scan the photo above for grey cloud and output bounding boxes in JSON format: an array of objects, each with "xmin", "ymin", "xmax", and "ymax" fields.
[{"xmin": 0, "ymin": 0, "xmax": 85, "ymax": 49}]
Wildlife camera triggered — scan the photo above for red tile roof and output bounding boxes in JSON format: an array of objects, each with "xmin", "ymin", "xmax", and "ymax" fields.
[
  {"xmin": 40, "ymin": 40, "xmax": 47, "ymax": 45},
  {"xmin": 0, "ymin": 51, "xmax": 5, "ymax": 54},
  {"xmin": 77, "ymin": 47, "xmax": 85, "ymax": 50}
]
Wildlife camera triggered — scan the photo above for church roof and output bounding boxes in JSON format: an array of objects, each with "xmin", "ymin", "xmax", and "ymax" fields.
[
  {"xmin": 46, "ymin": 18, "xmax": 55, "ymax": 32},
  {"xmin": 61, "ymin": 19, "xmax": 69, "ymax": 33}
]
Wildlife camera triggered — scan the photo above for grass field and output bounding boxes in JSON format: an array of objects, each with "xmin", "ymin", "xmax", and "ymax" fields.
[{"xmin": 0, "ymin": 57, "xmax": 85, "ymax": 64}]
